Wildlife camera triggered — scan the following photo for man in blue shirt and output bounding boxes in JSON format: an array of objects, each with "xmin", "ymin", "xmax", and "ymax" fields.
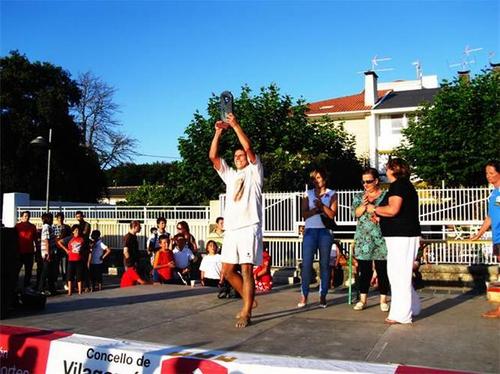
[{"xmin": 472, "ymin": 160, "xmax": 500, "ymax": 318}]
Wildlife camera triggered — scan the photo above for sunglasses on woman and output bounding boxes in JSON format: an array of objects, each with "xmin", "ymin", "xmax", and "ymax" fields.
[{"xmin": 362, "ymin": 179, "xmax": 375, "ymax": 184}]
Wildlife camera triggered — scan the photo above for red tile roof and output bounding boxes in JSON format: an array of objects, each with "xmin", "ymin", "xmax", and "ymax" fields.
[{"xmin": 306, "ymin": 90, "xmax": 391, "ymax": 116}]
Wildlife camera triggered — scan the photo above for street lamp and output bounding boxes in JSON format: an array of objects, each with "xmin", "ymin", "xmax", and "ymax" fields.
[{"xmin": 30, "ymin": 128, "xmax": 52, "ymax": 212}]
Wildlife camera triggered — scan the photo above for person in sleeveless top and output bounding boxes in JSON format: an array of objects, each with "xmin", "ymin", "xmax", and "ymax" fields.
[{"xmin": 298, "ymin": 168, "xmax": 337, "ymax": 309}]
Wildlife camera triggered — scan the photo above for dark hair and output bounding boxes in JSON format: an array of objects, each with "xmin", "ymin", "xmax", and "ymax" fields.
[
  {"xmin": 55, "ymin": 212, "xmax": 64, "ymax": 219},
  {"xmin": 150, "ymin": 227, "xmax": 158, "ymax": 234},
  {"xmin": 233, "ymin": 146, "xmax": 246, "ymax": 155},
  {"xmin": 486, "ymin": 160, "xmax": 500, "ymax": 173},
  {"xmin": 174, "ymin": 233, "xmax": 185, "ymax": 240},
  {"xmin": 362, "ymin": 167, "xmax": 380, "ymax": 180},
  {"xmin": 75, "ymin": 211, "xmax": 84, "ymax": 216},
  {"xmin": 158, "ymin": 234, "xmax": 169, "ymax": 243},
  {"xmin": 156, "ymin": 216, "xmax": 166, "ymax": 225},
  {"xmin": 206, "ymin": 240, "xmax": 218, "ymax": 251},
  {"xmin": 21, "ymin": 211, "xmax": 30, "ymax": 217},
  {"xmin": 90, "ymin": 230, "xmax": 101, "ymax": 240},
  {"xmin": 386, "ymin": 158, "xmax": 410, "ymax": 179},
  {"xmin": 71, "ymin": 224, "xmax": 80, "ymax": 232},
  {"xmin": 177, "ymin": 221, "xmax": 190, "ymax": 232},
  {"xmin": 130, "ymin": 220, "xmax": 141, "ymax": 229},
  {"xmin": 216, "ymin": 216, "xmax": 224, "ymax": 224},
  {"xmin": 125, "ymin": 257, "xmax": 135, "ymax": 268},
  {"xmin": 41, "ymin": 212, "xmax": 53, "ymax": 224}
]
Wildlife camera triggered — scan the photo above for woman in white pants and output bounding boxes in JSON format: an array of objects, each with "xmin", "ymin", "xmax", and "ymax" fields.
[{"xmin": 367, "ymin": 158, "xmax": 421, "ymax": 324}]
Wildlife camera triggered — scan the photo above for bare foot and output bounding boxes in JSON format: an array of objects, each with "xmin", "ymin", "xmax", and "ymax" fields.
[
  {"xmin": 235, "ymin": 315, "xmax": 251, "ymax": 328},
  {"xmin": 235, "ymin": 299, "xmax": 258, "ymax": 319},
  {"xmin": 481, "ymin": 308, "xmax": 500, "ymax": 318}
]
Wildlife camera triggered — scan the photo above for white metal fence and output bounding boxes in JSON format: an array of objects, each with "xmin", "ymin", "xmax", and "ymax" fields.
[{"xmin": 18, "ymin": 186, "xmax": 495, "ymax": 265}]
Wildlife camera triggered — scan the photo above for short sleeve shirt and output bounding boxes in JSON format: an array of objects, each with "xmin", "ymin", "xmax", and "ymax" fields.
[
  {"xmin": 15, "ymin": 221, "xmax": 37, "ymax": 254},
  {"xmin": 173, "ymin": 246, "xmax": 195, "ymax": 269},
  {"xmin": 90, "ymin": 240, "xmax": 108, "ymax": 264},
  {"xmin": 199, "ymin": 254, "xmax": 222, "ymax": 280},
  {"xmin": 216, "ymin": 155, "xmax": 264, "ymax": 230},
  {"xmin": 489, "ymin": 187, "xmax": 500, "ymax": 244},
  {"xmin": 68, "ymin": 237, "xmax": 84, "ymax": 262},
  {"xmin": 123, "ymin": 233, "xmax": 139, "ymax": 264},
  {"xmin": 120, "ymin": 268, "xmax": 141, "ymax": 287},
  {"xmin": 379, "ymin": 178, "xmax": 421, "ymax": 237},
  {"xmin": 41, "ymin": 224, "xmax": 56, "ymax": 257},
  {"xmin": 352, "ymin": 191, "xmax": 388, "ymax": 260}
]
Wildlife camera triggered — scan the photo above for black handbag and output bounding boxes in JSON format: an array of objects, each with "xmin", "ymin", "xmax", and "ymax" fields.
[{"xmin": 320, "ymin": 214, "xmax": 337, "ymax": 230}]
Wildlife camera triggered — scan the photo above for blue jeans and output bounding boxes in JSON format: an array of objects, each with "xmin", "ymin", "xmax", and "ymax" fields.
[{"xmin": 301, "ymin": 228, "xmax": 333, "ymax": 297}]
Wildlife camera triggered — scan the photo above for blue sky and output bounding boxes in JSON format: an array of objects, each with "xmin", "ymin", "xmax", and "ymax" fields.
[{"xmin": 1, "ymin": 0, "xmax": 498, "ymax": 164}]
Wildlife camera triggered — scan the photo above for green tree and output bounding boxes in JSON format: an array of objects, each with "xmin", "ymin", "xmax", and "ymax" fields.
[
  {"xmin": 123, "ymin": 84, "xmax": 361, "ymax": 205},
  {"xmin": 0, "ymin": 51, "xmax": 106, "ymax": 202},
  {"xmin": 397, "ymin": 69, "xmax": 500, "ymax": 186},
  {"xmin": 121, "ymin": 183, "xmax": 171, "ymax": 206},
  {"xmin": 105, "ymin": 162, "xmax": 176, "ymax": 186}
]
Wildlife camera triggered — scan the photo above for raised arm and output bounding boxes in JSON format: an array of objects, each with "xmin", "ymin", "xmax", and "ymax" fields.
[
  {"xmin": 209, "ymin": 121, "xmax": 226, "ymax": 171},
  {"xmin": 226, "ymin": 113, "xmax": 256, "ymax": 164}
]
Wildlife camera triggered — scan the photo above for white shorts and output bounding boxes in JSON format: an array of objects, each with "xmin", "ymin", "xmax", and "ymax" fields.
[{"xmin": 221, "ymin": 224, "xmax": 263, "ymax": 265}]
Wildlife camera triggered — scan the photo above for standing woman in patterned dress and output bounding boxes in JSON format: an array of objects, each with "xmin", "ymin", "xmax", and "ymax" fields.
[{"xmin": 352, "ymin": 168, "xmax": 390, "ymax": 312}]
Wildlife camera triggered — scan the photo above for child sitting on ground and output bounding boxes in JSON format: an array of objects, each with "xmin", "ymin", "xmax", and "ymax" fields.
[
  {"xmin": 152, "ymin": 235, "xmax": 175, "ymax": 284},
  {"xmin": 120, "ymin": 258, "xmax": 152, "ymax": 287},
  {"xmin": 199, "ymin": 240, "xmax": 223, "ymax": 287},
  {"xmin": 88, "ymin": 230, "xmax": 111, "ymax": 291},
  {"xmin": 253, "ymin": 244, "xmax": 273, "ymax": 293},
  {"xmin": 172, "ymin": 233, "xmax": 196, "ymax": 285}
]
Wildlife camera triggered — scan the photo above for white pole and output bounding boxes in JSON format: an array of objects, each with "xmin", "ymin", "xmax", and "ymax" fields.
[{"xmin": 45, "ymin": 128, "xmax": 52, "ymax": 213}]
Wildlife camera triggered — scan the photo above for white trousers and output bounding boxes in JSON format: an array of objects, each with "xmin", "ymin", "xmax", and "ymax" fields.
[{"xmin": 385, "ymin": 236, "xmax": 421, "ymax": 323}]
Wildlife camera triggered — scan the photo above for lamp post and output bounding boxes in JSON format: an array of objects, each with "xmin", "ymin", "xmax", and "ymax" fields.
[{"xmin": 30, "ymin": 128, "xmax": 52, "ymax": 212}]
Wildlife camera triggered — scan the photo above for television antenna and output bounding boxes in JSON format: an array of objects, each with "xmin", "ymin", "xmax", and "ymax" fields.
[
  {"xmin": 357, "ymin": 55, "xmax": 395, "ymax": 74},
  {"xmin": 449, "ymin": 45, "xmax": 483, "ymax": 70},
  {"xmin": 412, "ymin": 60, "xmax": 422, "ymax": 79},
  {"xmin": 464, "ymin": 45, "xmax": 483, "ymax": 57}
]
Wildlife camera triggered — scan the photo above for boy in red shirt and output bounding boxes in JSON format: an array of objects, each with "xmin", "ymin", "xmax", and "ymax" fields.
[
  {"xmin": 15, "ymin": 211, "xmax": 38, "ymax": 288},
  {"xmin": 153, "ymin": 235, "xmax": 175, "ymax": 284},
  {"xmin": 58, "ymin": 225, "xmax": 84, "ymax": 296},
  {"xmin": 120, "ymin": 258, "xmax": 151, "ymax": 287}
]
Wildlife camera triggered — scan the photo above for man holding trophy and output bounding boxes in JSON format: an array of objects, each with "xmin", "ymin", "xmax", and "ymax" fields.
[{"xmin": 209, "ymin": 92, "xmax": 264, "ymax": 328}]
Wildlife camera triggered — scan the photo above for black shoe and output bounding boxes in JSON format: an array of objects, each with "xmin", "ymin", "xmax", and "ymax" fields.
[{"xmin": 319, "ymin": 295, "xmax": 327, "ymax": 308}]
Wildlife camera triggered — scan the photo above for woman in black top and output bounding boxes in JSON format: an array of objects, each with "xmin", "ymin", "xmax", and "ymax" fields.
[{"xmin": 367, "ymin": 158, "xmax": 421, "ymax": 324}]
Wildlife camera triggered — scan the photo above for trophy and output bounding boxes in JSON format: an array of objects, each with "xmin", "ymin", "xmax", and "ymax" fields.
[{"xmin": 217, "ymin": 91, "xmax": 233, "ymax": 129}]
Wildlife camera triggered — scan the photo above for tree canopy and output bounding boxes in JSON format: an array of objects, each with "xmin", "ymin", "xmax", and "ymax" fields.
[
  {"xmin": 397, "ymin": 68, "xmax": 500, "ymax": 186},
  {"xmin": 123, "ymin": 84, "xmax": 362, "ymax": 205},
  {"xmin": 0, "ymin": 51, "xmax": 106, "ymax": 202}
]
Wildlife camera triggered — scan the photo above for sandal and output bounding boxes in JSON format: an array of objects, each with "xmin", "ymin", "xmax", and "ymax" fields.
[
  {"xmin": 380, "ymin": 303, "xmax": 390, "ymax": 312},
  {"xmin": 353, "ymin": 302, "xmax": 366, "ymax": 311}
]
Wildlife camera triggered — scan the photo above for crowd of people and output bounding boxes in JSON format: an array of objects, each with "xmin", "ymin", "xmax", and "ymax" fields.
[
  {"xmin": 13, "ymin": 210, "xmax": 274, "ymax": 298},
  {"xmin": 12, "ymin": 110, "xmax": 499, "ymax": 327}
]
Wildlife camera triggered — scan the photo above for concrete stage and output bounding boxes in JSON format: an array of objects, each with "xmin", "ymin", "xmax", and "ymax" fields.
[{"xmin": 3, "ymin": 282, "xmax": 499, "ymax": 373}]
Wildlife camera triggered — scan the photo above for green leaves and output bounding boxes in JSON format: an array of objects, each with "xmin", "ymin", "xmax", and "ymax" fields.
[{"xmin": 397, "ymin": 69, "xmax": 500, "ymax": 186}]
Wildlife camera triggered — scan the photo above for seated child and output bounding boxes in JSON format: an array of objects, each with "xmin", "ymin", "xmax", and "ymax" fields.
[
  {"xmin": 153, "ymin": 235, "xmax": 175, "ymax": 284},
  {"xmin": 199, "ymin": 240, "xmax": 223, "ymax": 287},
  {"xmin": 120, "ymin": 258, "xmax": 152, "ymax": 287},
  {"xmin": 253, "ymin": 244, "xmax": 272, "ymax": 293},
  {"xmin": 172, "ymin": 233, "xmax": 196, "ymax": 284},
  {"xmin": 88, "ymin": 230, "xmax": 111, "ymax": 291}
]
